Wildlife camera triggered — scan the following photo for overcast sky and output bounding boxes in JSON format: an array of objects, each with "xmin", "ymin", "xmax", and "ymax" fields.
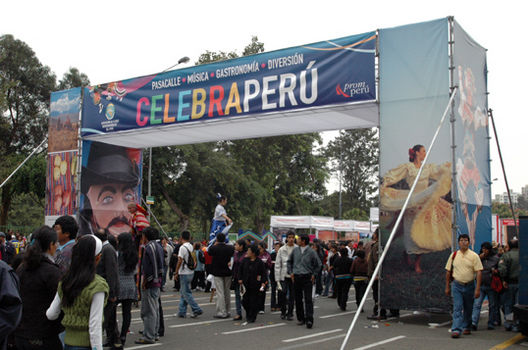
[{"xmin": 2, "ymin": 0, "xmax": 525, "ymax": 197}]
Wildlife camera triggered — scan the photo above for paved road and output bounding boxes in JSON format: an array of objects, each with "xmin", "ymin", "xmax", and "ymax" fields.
[{"xmin": 118, "ymin": 288, "xmax": 527, "ymax": 350}]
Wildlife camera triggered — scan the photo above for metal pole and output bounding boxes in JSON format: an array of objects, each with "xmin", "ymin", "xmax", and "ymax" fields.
[
  {"xmin": 448, "ymin": 16, "xmax": 459, "ymax": 248},
  {"xmin": 338, "ymin": 131, "xmax": 343, "ymax": 219},
  {"xmin": 147, "ymin": 147, "xmax": 152, "ymax": 216},
  {"xmin": 141, "ymin": 196, "xmax": 170, "ymax": 240},
  {"xmin": 0, "ymin": 138, "xmax": 47, "ymax": 190},
  {"xmin": 489, "ymin": 109, "xmax": 519, "ymax": 237},
  {"xmin": 339, "ymin": 88, "xmax": 458, "ymax": 350},
  {"xmin": 76, "ymin": 88, "xmax": 85, "ymax": 223}
]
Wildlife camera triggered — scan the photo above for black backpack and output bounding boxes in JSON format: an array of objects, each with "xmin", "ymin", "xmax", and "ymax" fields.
[
  {"xmin": 197, "ymin": 249, "xmax": 205, "ymax": 264},
  {"xmin": 183, "ymin": 246, "xmax": 196, "ymax": 270}
]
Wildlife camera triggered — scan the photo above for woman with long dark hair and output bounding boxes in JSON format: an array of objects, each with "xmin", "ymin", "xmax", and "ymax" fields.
[
  {"xmin": 15, "ymin": 226, "xmax": 63, "ymax": 350},
  {"xmin": 116, "ymin": 232, "xmax": 139, "ymax": 346},
  {"xmin": 47, "ymin": 235, "xmax": 109, "ymax": 350}
]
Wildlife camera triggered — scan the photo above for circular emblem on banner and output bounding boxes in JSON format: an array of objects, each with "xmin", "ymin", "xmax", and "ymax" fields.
[{"xmin": 105, "ymin": 103, "xmax": 115, "ymax": 120}]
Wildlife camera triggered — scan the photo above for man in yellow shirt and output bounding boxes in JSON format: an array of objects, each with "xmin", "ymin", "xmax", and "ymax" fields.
[{"xmin": 444, "ymin": 234, "xmax": 483, "ymax": 338}]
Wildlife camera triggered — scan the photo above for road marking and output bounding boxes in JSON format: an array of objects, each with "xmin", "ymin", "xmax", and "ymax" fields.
[
  {"xmin": 489, "ymin": 334, "xmax": 526, "ymax": 349},
  {"xmin": 125, "ymin": 343, "xmax": 162, "ymax": 350},
  {"xmin": 320, "ymin": 311, "xmax": 357, "ymax": 319},
  {"xmin": 277, "ymin": 334, "xmax": 345, "ymax": 350},
  {"xmin": 169, "ymin": 318, "xmax": 232, "ymax": 328},
  {"xmin": 347, "ymin": 298, "xmax": 373, "ymax": 303},
  {"xmin": 221, "ymin": 322, "xmax": 286, "ymax": 335},
  {"xmin": 351, "ymin": 335, "xmax": 406, "ymax": 350},
  {"xmin": 282, "ymin": 329, "xmax": 343, "ymax": 343}
]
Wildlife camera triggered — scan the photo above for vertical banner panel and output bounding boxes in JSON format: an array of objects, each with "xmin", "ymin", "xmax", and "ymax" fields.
[
  {"xmin": 45, "ymin": 88, "xmax": 82, "ymax": 224},
  {"xmin": 379, "ymin": 18, "xmax": 452, "ymax": 311},
  {"xmin": 45, "ymin": 151, "xmax": 78, "ymax": 216},
  {"xmin": 453, "ymin": 21, "xmax": 492, "ymax": 251},
  {"xmin": 78, "ymin": 140, "xmax": 143, "ymax": 238}
]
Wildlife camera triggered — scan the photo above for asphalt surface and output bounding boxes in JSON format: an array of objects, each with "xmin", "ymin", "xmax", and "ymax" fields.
[{"xmin": 117, "ymin": 287, "xmax": 528, "ymax": 350}]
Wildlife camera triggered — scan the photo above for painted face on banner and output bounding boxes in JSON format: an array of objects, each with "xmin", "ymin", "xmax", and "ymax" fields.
[{"xmin": 86, "ymin": 182, "xmax": 136, "ymax": 237}]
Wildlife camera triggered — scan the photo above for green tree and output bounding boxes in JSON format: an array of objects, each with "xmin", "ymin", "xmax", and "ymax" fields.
[
  {"xmin": 325, "ymin": 128, "xmax": 379, "ymax": 216},
  {"xmin": 58, "ymin": 67, "xmax": 90, "ymax": 90},
  {"xmin": 0, "ymin": 34, "xmax": 56, "ymax": 225}
]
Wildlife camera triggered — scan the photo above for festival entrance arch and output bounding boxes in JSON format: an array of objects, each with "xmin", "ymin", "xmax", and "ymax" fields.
[{"xmin": 45, "ymin": 17, "xmax": 491, "ymax": 313}]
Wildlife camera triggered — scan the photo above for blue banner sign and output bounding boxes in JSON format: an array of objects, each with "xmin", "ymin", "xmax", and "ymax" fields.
[{"xmin": 81, "ymin": 32, "xmax": 376, "ymax": 136}]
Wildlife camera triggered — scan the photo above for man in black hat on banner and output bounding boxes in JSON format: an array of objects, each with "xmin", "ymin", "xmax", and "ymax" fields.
[{"xmin": 80, "ymin": 141, "xmax": 141, "ymax": 238}]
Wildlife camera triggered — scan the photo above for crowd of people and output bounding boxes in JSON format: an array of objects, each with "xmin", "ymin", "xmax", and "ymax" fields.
[{"xmin": 0, "ymin": 217, "xmax": 522, "ymax": 349}]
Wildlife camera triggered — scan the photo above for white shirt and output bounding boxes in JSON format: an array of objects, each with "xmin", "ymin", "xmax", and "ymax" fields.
[
  {"xmin": 178, "ymin": 242, "xmax": 194, "ymax": 275},
  {"xmin": 213, "ymin": 204, "xmax": 227, "ymax": 221},
  {"xmin": 46, "ymin": 291, "xmax": 105, "ymax": 350}
]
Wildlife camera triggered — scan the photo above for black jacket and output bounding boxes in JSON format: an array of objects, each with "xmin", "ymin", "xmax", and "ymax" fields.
[
  {"xmin": 481, "ymin": 254, "xmax": 499, "ymax": 286},
  {"xmin": 15, "ymin": 257, "xmax": 63, "ymax": 340},
  {"xmin": 0, "ymin": 260, "xmax": 22, "ymax": 349},
  {"xmin": 239, "ymin": 257, "xmax": 266, "ymax": 290},
  {"xmin": 208, "ymin": 243, "xmax": 234, "ymax": 277},
  {"xmin": 333, "ymin": 255, "xmax": 353, "ymax": 276},
  {"xmin": 96, "ymin": 242, "xmax": 119, "ymax": 299}
]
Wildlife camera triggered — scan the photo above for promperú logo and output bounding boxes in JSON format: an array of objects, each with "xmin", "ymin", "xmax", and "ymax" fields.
[{"xmin": 336, "ymin": 81, "xmax": 370, "ymax": 98}]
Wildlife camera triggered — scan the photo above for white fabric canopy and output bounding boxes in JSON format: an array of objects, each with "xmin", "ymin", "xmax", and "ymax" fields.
[
  {"xmin": 83, "ymin": 101, "xmax": 378, "ymax": 148},
  {"xmin": 270, "ymin": 216, "xmax": 377, "ymax": 232},
  {"xmin": 270, "ymin": 215, "xmax": 335, "ymax": 230}
]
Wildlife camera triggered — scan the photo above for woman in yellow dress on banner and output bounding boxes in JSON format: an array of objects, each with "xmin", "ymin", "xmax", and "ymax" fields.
[{"xmin": 380, "ymin": 144, "xmax": 452, "ymax": 273}]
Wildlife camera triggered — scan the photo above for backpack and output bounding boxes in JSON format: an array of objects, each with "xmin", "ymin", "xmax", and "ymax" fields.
[
  {"xmin": 197, "ymin": 249, "xmax": 205, "ymax": 264},
  {"xmin": 183, "ymin": 246, "xmax": 196, "ymax": 270}
]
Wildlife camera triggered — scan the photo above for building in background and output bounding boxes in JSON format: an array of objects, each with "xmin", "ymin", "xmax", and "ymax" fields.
[{"xmin": 495, "ymin": 191, "xmax": 521, "ymax": 205}]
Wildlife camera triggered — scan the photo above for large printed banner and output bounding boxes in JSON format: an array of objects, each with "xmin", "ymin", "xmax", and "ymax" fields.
[
  {"xmin": 81, "ymin": 32, "xmax": 376, "ymax": 136},
  {"xmin": 453, "ymin": 21, "xmax": 492, "ymax": 251},
  {"xmin": 379, "ymin": 18, "xmax": 452, "ymax": 312},
  {"xmin": 78, "ymin": 141, "xmax": 142, "ymax": 238},
  {"xmin": 45, "ymin": 88, "xmax": 82, "ymax": 219}
]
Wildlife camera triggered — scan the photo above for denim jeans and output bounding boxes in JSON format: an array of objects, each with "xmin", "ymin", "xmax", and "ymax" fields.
[
  {"xmin": 451, "ymin": 281, "xmax": 475, "ymax": 333},
  {"xmin": 234, "ymin": 283, "xmax": 242, "ymax": 317},
  {"xmin": 471, "ymin": 284, "xmax": 498, "ymax": 328},
  {"xmin": 141, "ymin": 287, "xmax": 160, "ymax": 341},
  {"xmin": 178, "ymin": 272, "xmax": 202, "ymax": 315},
  {"xmin": 502, "ymin": 283, "xmax": 519, "ymax": 329},
  {"xmin": 278, "ymin": 278, "xmax": 295, "ymax": 317},
  {"xmin": 270, "ymin": 278, "xmax": 278, "ymax": 309},
  {"xmin": 323, "ymin": 270, "xmax": 334, "ymax": 296}
]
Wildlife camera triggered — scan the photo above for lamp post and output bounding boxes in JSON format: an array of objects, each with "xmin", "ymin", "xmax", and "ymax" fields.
[{"xmin": 147, "ymin": 56, "xmax": 190, "ymax": 215}]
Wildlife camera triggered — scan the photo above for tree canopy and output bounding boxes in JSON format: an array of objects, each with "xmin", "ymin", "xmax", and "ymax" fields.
[{"xmin": 0, "ymin": 34, "xmax": 88, "ymax": 226}]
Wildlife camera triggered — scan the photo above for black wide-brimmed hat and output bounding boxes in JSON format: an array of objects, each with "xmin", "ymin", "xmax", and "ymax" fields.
[{"xmin": 81, "ymin": 141, "xmax": 140, "ymax": 194}]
